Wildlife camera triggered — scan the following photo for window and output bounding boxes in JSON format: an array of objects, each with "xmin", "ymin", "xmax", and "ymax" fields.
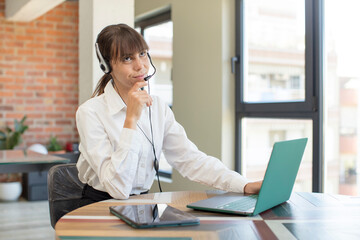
[
  {"xmin": 269, "ymin": 130, "xmax": 286, "ymax": 147},
  {"xmin": 242, "ymin": 118, "xmax": 313, "ymax": 192},
  {"xmin": 136, "ymin": 10, "xmax": 173, "ymax": 178},
  {"xmin": 235, "ymin": 0, "xmax": 322, "ymax": 192},
  {"xmin": 290, "ymin": 75, "xmax": 301, "ymax": 89},
  {"xmin": 237, "ymin": 0, "xmax": 360, "ymax": 195},
  {"xmin": 243, "ymin": 0, "xmax": 305, "ymax": 103},
  {"xmin": 324, "ymin": 0, "xmax": 360, "ymax": 195}
]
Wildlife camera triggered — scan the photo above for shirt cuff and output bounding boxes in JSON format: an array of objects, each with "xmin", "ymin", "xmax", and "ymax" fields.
[
  {"xmin": 229, "ymin": 174, "xmax": 250, "ymax": 193},
  {"xmin": 118, "ymin": 127, "xmax": 142, "ymax": 154}
]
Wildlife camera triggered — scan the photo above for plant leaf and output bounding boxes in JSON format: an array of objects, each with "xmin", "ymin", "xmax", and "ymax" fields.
[
  {"xmin": 20, "ymin": 115, "xmax": 27, "ymax": 124},
  {"xmin": 14, "ymin": 119, "xmax": 20, "ymax": 132},
  {"xmin": 0, "ymin": 140, "xmax": 5, "ymax": 150},
  {"xmin": 0, "ymin": 131, "xmax": 6, "ymax": 139},
  {"xmin": 1, "ymin": 115, "xmax": 28, "ymax": 149},
  {"xmin": 5, "ymin": 126, "xmax": 12, "ymax": 133},
  {"xmin": 7, "ymin": 132, "xmax": 20, "ymax": 149},
  {"xmin": 22, "ymin": 125, "xmax": 29, "ymax": 134}
]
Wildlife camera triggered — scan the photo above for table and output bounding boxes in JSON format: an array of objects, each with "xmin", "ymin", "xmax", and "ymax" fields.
[
  {"xmin": 0, "ymin": 149, "xmax": 70, "ymax": 173},
  {"xmin": 55, "ymin": 191, "xmax": 360, "ymax": 240}
]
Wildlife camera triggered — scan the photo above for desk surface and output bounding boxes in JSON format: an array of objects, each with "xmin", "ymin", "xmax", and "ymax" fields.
[
  {"xmin": 0, "ymin": 150, "xmax": 69, "ymax": 173},
  {"xmin": 55, "ymin": 191, "xmax": 360, "ymax": 240}
]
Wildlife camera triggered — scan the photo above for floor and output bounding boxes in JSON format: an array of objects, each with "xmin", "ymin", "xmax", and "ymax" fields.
[{"xmin": 0, "ymin": 198, "xmax": 55, "ymax": 240}]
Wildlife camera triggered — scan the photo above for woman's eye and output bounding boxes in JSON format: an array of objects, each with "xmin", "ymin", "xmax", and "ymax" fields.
[
  {"xmin": 123, "ymin": 56, "xmax": 131, "ymax": 62},
  {"xmin": 140, "ymin": 51, "xmax": 146, "ymax": 57}
]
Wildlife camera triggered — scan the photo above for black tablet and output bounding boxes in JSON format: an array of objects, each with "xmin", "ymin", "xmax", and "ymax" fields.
[{"xmin": 109, "ymin": 204, "xmax": 200, "ymax": 228}]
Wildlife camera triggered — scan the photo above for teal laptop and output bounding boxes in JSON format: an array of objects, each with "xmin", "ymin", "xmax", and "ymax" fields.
[{"xmin": 187, "ymin": 138, "xmax": 308, "ymax": 216}]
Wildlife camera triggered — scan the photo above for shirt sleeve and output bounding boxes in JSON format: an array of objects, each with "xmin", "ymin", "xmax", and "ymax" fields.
[
  {"xmin": 161, "ymin": 106, "xmax": 249, "ymax": 193},
  {"xmin": 76, "ymin": 105, "xmax": 142, "ymax": 199}
]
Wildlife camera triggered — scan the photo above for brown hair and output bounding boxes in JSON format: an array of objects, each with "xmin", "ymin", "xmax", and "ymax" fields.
[{"xmin": 92, "ymin": 24, "xmax": 149, "ymax": 97}]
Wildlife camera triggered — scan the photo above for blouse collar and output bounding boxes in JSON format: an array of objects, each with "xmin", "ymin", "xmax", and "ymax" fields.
[{"xmin": 104, "ymin": 80, "xmax": 126, "ymax": 115}]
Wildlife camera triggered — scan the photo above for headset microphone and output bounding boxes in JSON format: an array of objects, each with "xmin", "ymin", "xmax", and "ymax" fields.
[{"xmin": 144, "ymin": 53, "xmax": 156, "ymax": 81}]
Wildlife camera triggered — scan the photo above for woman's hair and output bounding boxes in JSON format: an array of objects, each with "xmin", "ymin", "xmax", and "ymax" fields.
[{"xmin": 92, "ymin": 24, "xmax": 149, "ymax": 97}]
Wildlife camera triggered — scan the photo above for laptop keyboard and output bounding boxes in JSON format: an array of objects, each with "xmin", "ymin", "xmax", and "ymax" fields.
[{"xmin": 217, "ymin": 195, "xmax": 258, "ymax": 211}]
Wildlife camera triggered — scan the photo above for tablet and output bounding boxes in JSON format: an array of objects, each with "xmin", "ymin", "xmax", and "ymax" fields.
[{"xmin": 109, "ymin": 204, "xmax": 200, "ymax": 228}]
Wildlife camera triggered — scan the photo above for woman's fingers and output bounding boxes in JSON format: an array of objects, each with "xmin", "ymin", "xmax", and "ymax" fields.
[
  {"xmin": 125, "ymin": 82, "xmax": 153, "ymax": 127},
  {"xmin": 129, "ymin": 89, "xmax": 152, "ymax": 106},
  {"xmin": 244, "ymin": 180, "xmax": 263, "ymax": 194},
  {"xmin": 130, "ymin": 81, "xmax": 148, "ymax": 92}
]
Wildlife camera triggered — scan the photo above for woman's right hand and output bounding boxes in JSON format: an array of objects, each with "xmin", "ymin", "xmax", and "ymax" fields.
[
  {"xmin": 244, "ymin": 180, "xmax": 263, "ymax": 194},
  {"xmin": 123, "ymin": 81, "xmax": 153, "ymax": 129}
]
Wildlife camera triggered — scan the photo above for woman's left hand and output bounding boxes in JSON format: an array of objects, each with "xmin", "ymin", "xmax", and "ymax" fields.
[{"xmin": 244, "ymin": 180, "xmax": 263, "ymax": 194}]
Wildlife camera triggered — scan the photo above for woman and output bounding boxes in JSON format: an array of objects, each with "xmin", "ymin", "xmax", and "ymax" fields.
[{"xmin": 76, "ymin": 23, "xmax": 261, "ymax": 202}]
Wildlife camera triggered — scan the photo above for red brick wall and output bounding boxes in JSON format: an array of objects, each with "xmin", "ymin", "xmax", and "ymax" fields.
[{"xmin": 0, "ymin": 0, "xmax": 79, "ymax": 149}]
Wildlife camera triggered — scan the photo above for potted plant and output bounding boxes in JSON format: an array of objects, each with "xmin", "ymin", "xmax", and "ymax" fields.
[
  {"xmin": 0, "ymin": 115, "xmax": 28, "ymax": 201},
  {"xmin": 0, "ymin": 115, "xmax": 28, "ymax": 150},
  {"xmin": 47, "ymin": 136, "xmax": 65, "ymax": 154},
  {"xmin": 0, "ymin": 173, "xmax": 23, "ymax": 201}
]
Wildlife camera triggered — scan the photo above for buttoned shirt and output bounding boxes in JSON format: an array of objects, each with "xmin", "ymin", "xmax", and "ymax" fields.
[{"xmin": 76, "ymin": 80, "xmax": 249, "ymax": 199}]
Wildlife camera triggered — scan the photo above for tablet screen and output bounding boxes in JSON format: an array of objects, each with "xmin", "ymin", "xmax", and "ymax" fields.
[{"xmin": 109, "ymin": 204, "xmax": 200, "ymax": 228}]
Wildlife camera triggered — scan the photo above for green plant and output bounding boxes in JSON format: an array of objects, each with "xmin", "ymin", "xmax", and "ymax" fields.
[
  {"xmin": 0, "ymin": 115, "xmax": 28, "ymax": 150},
  {"xmin": 47, "ymin": 136, "xmax": 63, "ymax": 151},
  {"xmin": 0, "ymin": 116, "xmax": 27, "ymax": 183}
]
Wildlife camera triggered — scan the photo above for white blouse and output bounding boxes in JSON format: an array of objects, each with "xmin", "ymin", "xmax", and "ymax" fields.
[{"xmin": 76, "ymin": 80, "xmax": 249, "ymax": 199}]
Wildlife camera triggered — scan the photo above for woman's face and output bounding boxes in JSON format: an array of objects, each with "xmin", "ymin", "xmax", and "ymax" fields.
[{"xmin": 110, "ymin": 50, "xmax": 150, "ymax": 90}]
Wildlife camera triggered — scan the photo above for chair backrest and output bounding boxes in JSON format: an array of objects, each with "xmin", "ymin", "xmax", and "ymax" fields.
[
  {"xmin": 48, "ymin": 163, "xmax": 91, "ymax": 228},
  {"xmin": 52, "ymin": 152, "xmax": 80, "ymax": 163}
]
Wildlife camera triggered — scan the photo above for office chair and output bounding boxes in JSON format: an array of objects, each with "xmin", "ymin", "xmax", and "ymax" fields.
[{"xmin": 47, "ymin": 163, "xmax": 93, "ymax": 228}]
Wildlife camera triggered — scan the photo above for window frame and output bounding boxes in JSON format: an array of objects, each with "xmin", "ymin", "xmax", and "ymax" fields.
[
  {"xmin": 135, "ymin": 9, "xmax": 171, "ymax": 35},
  {"xmin": 234, "ymin": 0, "xmax": 324, "ymax": 192}
]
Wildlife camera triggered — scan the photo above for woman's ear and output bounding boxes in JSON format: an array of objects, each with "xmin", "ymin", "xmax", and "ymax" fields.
[{"xmin": 95, "ymin": 43, "xmax": 112, "ymax": 74}]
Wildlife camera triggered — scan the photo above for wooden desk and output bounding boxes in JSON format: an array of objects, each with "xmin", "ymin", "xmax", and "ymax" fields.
[
  {"xmin": 55, "ymin": 191, "xmax": 360, "ymax": 240},
  {"xmin": 0, "ymin": 150, "xmax": 69, "ymax": 174}
]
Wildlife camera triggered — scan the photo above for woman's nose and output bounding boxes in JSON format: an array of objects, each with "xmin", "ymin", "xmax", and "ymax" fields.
[{"xmin": 133, "ymin": 57, "xmax": 143, "ymax": 70}]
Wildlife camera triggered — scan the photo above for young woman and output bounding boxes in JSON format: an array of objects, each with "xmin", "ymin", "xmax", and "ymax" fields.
[{"xmin": 76, "ymin": 23, "xmax": 261, "ymax": 202}]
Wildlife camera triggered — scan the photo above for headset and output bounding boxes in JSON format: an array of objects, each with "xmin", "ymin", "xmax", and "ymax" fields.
[
  {"xmin": 95, "ymin": 42, "xmax": 162, "ymax": 192},
  {"xmin": 95, "ymin": 43, "xmax": 111, "ymax": 74}
]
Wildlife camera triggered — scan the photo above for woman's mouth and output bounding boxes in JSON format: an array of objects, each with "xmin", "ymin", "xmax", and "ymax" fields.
[{"xmin": 133, "ymin": 74, "xmax": 146, "ymax": 79}]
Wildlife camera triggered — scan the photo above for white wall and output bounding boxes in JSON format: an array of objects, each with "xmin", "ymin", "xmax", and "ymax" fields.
[
  {"xmin": 79, "ymin": 0, "xmax": 134, "ymax": 104},
  {"xmin": 136, "ymin": 0, "xmax": 236, "ymax": 191}
]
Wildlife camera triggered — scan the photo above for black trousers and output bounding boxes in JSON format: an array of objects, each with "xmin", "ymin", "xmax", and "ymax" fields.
[
  {"xmin": 82, "ymin": 184, "xmax": 149, "ymax": 202},
  {"xmin": 82, "ymin": 184, "xmax": 112, "ymax": 202}
]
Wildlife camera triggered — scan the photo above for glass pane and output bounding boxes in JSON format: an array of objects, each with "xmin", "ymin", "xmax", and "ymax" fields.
[
  {"xmin": 244, "ymin": 0, "xmax": 305, "ymax": 103},
  {"xmin": 143, "ymin": 21, "xmax": 173, "ymax": 175},
  {"xmin": 242, "ymin": 118, "xmax": 312, "ymax": 192},
  {"xmin": 143, "ymin": 22, "xmax": 173, "ymax": 107},
  {"xmin": 324, "ymin": 0, "xmax": 360, "ymax": 196}
]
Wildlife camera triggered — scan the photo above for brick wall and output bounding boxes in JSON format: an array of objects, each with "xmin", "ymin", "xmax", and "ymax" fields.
[{"xmin": 0, "ymin": 0, "xmax": 79, "ymax": 149}]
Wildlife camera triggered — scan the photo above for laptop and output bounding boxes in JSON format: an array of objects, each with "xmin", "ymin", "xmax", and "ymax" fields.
[{"xmin": 187, "ymin": 138, "xmax": 308, "ymax": 216}]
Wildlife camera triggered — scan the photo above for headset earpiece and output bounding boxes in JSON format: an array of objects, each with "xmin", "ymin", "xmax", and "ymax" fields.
[{"xmin": 95, "ymin": 43, "xmax": 111, "ymax": 74}]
